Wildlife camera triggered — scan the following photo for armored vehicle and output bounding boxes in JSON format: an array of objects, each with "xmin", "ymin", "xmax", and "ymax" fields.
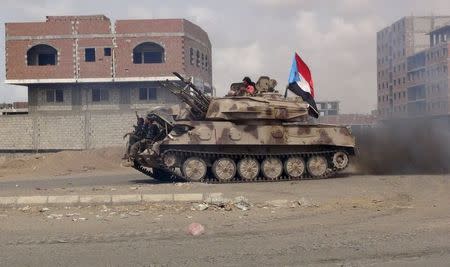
[{"xmin": 129, "ymin": 72, "xmax": 356, "ymax": 183}]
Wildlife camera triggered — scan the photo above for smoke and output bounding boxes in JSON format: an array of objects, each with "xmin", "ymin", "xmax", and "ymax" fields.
[{"xmin": 354, "ymin": 117, "xmax": 450, "ymax": 174}]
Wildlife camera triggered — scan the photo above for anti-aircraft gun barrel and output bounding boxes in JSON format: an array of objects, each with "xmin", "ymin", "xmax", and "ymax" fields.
[
  {"xmin": 172, "ymin": 72, "xmax": 211, "ymax": 106},
  {"xmin": 159, "ymin": 72, "xmax": 211, "ymax": 119}
]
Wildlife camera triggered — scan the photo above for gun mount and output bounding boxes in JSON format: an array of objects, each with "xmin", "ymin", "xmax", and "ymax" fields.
[{"xmin": 159, "ymin": 72, "xmax": 211, "ymax": 120}]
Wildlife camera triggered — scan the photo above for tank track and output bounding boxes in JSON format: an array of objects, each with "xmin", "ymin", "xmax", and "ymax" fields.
[{"xmin": 133, "ymin": 149, "xmax": 345, "ymax": 184}]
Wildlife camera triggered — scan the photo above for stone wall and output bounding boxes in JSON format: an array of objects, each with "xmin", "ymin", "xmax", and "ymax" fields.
[{"xmin": 0, "ymin": 111, "xmax": 137, "ymax": 151}]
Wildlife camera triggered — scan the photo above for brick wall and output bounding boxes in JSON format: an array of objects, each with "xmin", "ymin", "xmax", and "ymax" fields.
[
  {"xmin": 6, "ymin": 16, "xmax": 212, "ymax": 84},
  {"xmin": 6, "ymin": 39, "xmax": 75, "ymax": 80},
  {"xmin": 78, "ymin": 38, "xmax": 114, "ymax": 78},
  {"xmin": 114, "ymin": 36, "xmax": 185, "ymax": 78}
]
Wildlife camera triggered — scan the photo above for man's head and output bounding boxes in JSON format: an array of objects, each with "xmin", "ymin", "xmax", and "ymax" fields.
[
  {"xmin": 243, "ymin": 76, "xmax": 252, "ymax": 86},
  {"xmin": 137, "ymin": 117, "xmax": 144, "ymax": 125},
  {"xmin": 146, "ymin": 115, "xmax": 155, "ymax": 124}
]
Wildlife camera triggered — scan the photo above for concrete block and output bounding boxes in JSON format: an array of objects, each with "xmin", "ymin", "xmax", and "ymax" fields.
[
  {"xmin": 79, "ymin": 195, "xmax": 111, "ymax": 204},
  {"xmin": 48, "ymin": 195, "xmax": 80, "ymax": 204},
  {"xmin": 111, "ymin": 194, "xmax": 141, "ymax": 204},
  {"xmin": 142, "ymin": 194, "xmax": 173, "ymax": 202},
  {"xmin": 16, "ymin": 196, "xmax": 48, "ymax": 205},
  {"xmin": 0, "ymin": 197, "xmax": 17, "ymax": 205},
  {"xmin": 173, "ymin": 193, "xmax": 203, "ymax": 202}
]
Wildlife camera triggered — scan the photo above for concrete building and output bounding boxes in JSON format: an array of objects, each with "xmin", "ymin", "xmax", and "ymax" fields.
[
  {"xmin": 1, "ymin": 15, "xmax": 212, "ymax": 151},
  {"xmin": 316, "ymin": 101, "xmax": 339, "ymax": 116},
  {"xmin": 376, "ymin": 16, "xmax": 450, "ymax": 119},
  {"xmin": 404, "ymin": 23, "xmax": 450, "ymax": 117}
]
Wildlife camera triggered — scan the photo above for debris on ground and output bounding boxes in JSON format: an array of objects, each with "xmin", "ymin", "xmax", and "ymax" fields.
[
  {"xmin": 265, "ymin": 199, "xmax": 290, "ymax": 208},
  {"xmin": 128, "ymin": 211, "xmax": 141, "ymax": 216},
  {"xmin": 191, "ymin": 203, "xmax": 209, "ymax": 211},
  {"xmin": 204, "ymin": 194, "xmax": 229, "ymax": 207},
  {"xmin": 298, "ymin": 197, "xmax": 319, "ymax": 207},
  {"xmin": 100, "ymin": 205, "xmax": 110, "ymax": 213},
  {"xmin": 203, "ymin": 195, "xmax": 251, "ymax": 211},
  {"xmin": 47, "ymin": 214, "xmax": 63, "ymax": 219},
  {"xmin": 174, "ymin": 182, "xmax": 192, "ymax": 188},
  {"xmin": 19, "ymin": 206, "xmax": 31, "ymax": 212},
  {"xmin": 232, "ymin": 196, "xmax": 251, "ymax": 211},
  {"xmin": 187, "ymin": 222, "xmax": 205, "ymax": 236},
  {"xmin": 39, "ymin": 207, "xmax": 50, "ymax": 212}
]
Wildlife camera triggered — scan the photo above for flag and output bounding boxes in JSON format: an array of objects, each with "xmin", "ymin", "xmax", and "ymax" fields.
[{"xmin": 288, "ymin": 53, "xmax": 319, "ymax": 118}]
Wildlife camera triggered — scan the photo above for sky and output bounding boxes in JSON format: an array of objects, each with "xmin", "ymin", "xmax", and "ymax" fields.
[{"xmin": 1, "ymin": 0, "xmax": 450, "ymax": 113}]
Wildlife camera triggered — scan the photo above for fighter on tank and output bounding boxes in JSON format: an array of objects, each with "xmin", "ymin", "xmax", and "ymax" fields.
[{"xmin": 126, "ymin": 72, "xmax": 356, "ymax": 183}]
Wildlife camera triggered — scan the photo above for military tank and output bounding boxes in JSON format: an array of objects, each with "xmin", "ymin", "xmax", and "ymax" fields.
[{"xmin": 129, "ymin": 72, "xmax": 356, "ymax": 183}]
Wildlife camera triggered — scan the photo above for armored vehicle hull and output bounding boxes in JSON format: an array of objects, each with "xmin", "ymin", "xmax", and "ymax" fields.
[{"xmin": 128, "ymin": 73, "xmax": 357, "ymax": 183}]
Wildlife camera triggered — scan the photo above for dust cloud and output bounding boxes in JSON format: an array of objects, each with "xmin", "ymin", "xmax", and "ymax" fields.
[{"xmin": 354, "ymin": 118, "xmax": 450, "ymax": 175}]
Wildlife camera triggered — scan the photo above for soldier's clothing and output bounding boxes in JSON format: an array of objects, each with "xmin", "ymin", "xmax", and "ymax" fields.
[
  {"xmin": 146, "ymin": 123, "xmax": 160, "ymax": 141},
  {"xmin": 129, "ymin": 122, "xmax": 160, "ymax": 160},
  {"xmin": 126, "ymin": 123, "xmax": 146, "ymax": 156},
  {"xmin": 246, "ymin": 85, "xmax": 256, "ymax": 96},
  {"xmin": 134, "ymin": 123, "xmax": 146, "ymax": 139}
]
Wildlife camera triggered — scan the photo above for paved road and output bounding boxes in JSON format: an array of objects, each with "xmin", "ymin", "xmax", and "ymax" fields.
[
  {"xmin": 1, "ymin": 173, "xmax": 450, "ymax": 266},
  {"xmin": 0, "ymin": 171, "xmax": 149, "ymax": 189}
]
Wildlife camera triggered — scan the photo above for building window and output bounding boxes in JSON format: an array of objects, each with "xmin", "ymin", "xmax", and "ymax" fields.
[
  {"xmin": 139, "ymin": 88, "xmax": 157, "ymax": 101},
  {"xmin": 190, "ymin": 48, "xmax": 194, "ymax": 65},
  {"xmin": 92, "ymin": 88, "xmax": 109, "ymax": 102},
  {"xmin": 104, "ymin": 48, "xmax": 111, "ymax": 56},
  {"xmin": 196, "ymin": 50, "xmax": 200, "ymax": 67},
  {"xmin": 85, "ymin": 48, "xmax": 96, "ymax": 62},
  {"xmin": 46, "ymin": 89, "xmax": 64, "ymax": 103},
  {"xmin": 133, "ymin": 42, "xmax": 164, "ymax": 64},
  {"xmin": 27, "ymin": 44, "xmax": 57, "ymax": 66},
  {"xmin": 205, "ymin": 55, "xmax": 208, "ymax": 71},
  {"xmin": 201, "ymin": 53, "xmax": 205, "ymax": 70}
]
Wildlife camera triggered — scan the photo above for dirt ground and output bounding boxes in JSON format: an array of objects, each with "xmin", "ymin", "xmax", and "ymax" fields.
[
  {"xmin": 0, "ymin": 147, "xmax": 126, "ymax": 178},
  {"xmin": 1, "ymin": 146, "xmax": 450, "ymax": 265},
  {"xmin": 1, "ymin": 173, "xmax": 450, "ymax": 266}
]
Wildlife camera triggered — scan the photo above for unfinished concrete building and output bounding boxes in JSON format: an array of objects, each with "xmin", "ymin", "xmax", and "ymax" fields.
[
  {"xmin": 405, "ymin": 24, "xmax": 450, "ymax": 117},
  {"xmin": 376, "ymin": 16, "xmax": 450, "ymax": 120},
  {"xmin": 2, "ymin": 15, "xmax": 212, "ymax": 150}
]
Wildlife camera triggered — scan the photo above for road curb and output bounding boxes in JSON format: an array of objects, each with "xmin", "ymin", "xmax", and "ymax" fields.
[{"xmin": 0, "ymin": 192, "xmax": 223, "ymax": 206}]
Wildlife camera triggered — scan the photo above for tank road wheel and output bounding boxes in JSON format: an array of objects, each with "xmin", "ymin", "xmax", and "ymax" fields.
[
  {"xmin": 182, "ymin": 157, "xmax": 207, "ymax": 182},
  {"xmin": 261, "ymin": 157, "xmax": 283, "ymax": 180},
  {"xmin": 332, "ymin": 151, "xmax": 349, "ymax": 170},
  {"xmin": 212, "ymin": 158, "xmax": 236, "ymax": 182},
  {"xmin": 237, "ymin": 158, "xmax": 260, "ymax": 181},
  {"xmin": 284, "ymin": 157, "xmax": 306, "ymax": 178},
  {"xmin": 306, "ymin": 155, "xmax": 328, "ymax": 178}
]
